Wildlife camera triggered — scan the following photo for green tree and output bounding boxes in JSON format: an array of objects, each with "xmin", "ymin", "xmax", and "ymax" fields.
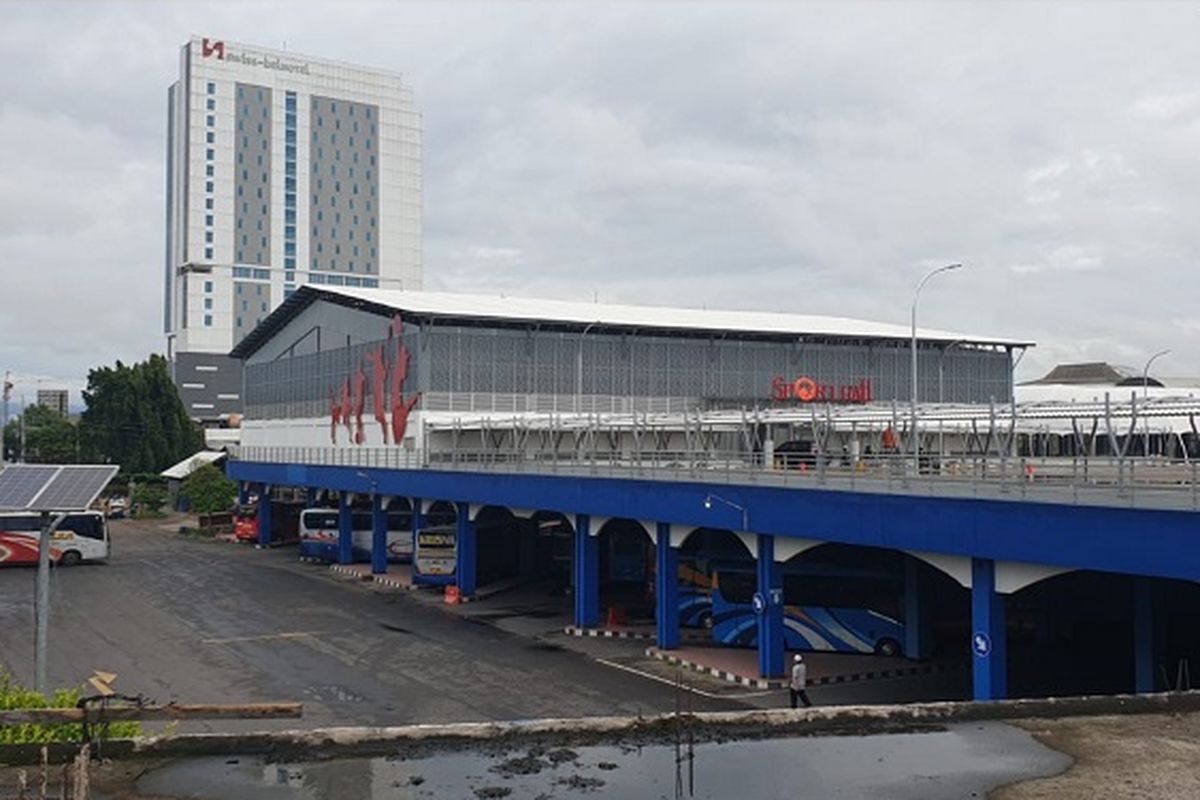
[
  {"xmin": 182, "ymin": 463, "xmax": 237, "ymax": 518},
  {"xmin": 79, "ymin": 355, "xmax": 204, "ymax": 474},
  {"xmin": 2, "ymin": 404, "xmax": 79, "ymax": 463},
  {"xmin": 131, "ymin": 480, "xmax": 168, "ymax": 518}
]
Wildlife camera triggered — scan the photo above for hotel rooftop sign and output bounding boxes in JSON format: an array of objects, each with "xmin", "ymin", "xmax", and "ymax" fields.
[{"xmin": 201, "ymin": 38, "xmax": 311, "ymax": 76}]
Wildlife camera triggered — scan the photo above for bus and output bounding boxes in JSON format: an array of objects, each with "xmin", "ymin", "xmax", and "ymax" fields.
[
  {"xmin": 297, "ymin": 508, "xmax": 414, "ymax": 563},
  {"xmin": 679, "ymin": 560, "xmax": 907, "ymax": 657},
  {"xmin": 0, "ymin": 512, "xmax": 110, "ymax": 566},
  {"xmin": 234, "ymin": 500, "xmax": 303, "ymax": 544}
]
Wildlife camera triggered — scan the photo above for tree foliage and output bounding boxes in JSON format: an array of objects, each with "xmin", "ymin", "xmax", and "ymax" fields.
[
  {"xmin": 2, "ymin": 404, "xmax": 78, "ymax": 463},
  {"xmin": 182, "ymin": 463, "xmax": 238, "ymax": 517},
  {"xmin": 131, "ymin": 480, "xmax": 168, "ymax": 518},
  {"xmin": 79, "ymin": 355, "xmax": 203, "ymax": 474}
]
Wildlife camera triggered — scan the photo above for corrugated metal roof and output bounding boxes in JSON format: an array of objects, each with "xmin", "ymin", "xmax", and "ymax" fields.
[
  {"xmin": 160, "ymin": 450, "xmax": 227, "ymax": 481},
  {"xmin": 308, "ymin": 286, "xmax": 1033, "ymax": 346}
]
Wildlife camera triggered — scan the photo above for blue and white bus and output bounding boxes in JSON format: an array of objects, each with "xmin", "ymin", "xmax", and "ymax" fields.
[
  {"xmin": 297, "ymin": 508, "xmax": 413, "ymax": 563},
  {"xmin": 679, "ymin": 561, "xmax": 907, "ymax": 657}
]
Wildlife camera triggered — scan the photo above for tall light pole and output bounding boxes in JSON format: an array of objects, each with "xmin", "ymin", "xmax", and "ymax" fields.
[
  {"xmin": 911, "ymin": 263, "xmax": 963, "ymax": 466},
  {"xmin": 1141, "ymin": 349, "xmax": 1169, "ymax": 458},
  {"xmin": 575, "ymin": 322, "xmax": 599, "ymax": 415}
]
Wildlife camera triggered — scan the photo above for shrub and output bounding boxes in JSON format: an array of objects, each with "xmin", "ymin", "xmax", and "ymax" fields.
[{"xmin": 0, "ymin": 671, "xmax": 139, "ymax": 744}]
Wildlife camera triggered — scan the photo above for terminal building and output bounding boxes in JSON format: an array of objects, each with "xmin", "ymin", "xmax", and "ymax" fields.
[
  {"xmin": 226, "ymin": 286, "xmax": 1200, "ymax": 701},
  {"xmin": 165, "ymin": 37, "xmax": 422, "ymax": 424},
  {"xmin": 231, "ymin": 285, "xmax": 1029, "ymax": 451}
]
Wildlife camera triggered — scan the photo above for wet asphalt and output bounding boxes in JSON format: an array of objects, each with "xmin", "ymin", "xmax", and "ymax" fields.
[{"xmin": 0, "ymin": 520, "xmax": 744, "ymax": 732}]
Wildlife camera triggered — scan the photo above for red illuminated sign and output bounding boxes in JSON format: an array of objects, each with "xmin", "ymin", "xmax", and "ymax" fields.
[
  {"xmin": 330, "ymin": 315, "xmax": 422, "ymax": 445},
  {"xmin": 201, "ymin": 38, "xmax": 225, "ymax": 59},
  {"xmin": 771, "ymin": 375, "xmax": 872, "ymax": 404}
]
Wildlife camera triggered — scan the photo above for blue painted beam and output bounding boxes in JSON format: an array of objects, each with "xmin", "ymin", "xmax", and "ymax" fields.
[
  {"xmin": 371, "ymin": 494, "xmax": 387, "ymax": 575},
  {"xmin": 971, "ymin": 558, "xmax": 1007, "ymax": 701},
  {"xmin": 655, "ymin": 522, "xmax": 680, "ymax": 650},
  {"xmin": 756, "ymin": 535, "xmax": 785, "ymax": 679},
  {"xmin": 904, "ymin": 558, "xmax": 926, "ymax": 661},
  {"xmin": 1134, "ymin": 577, "xmax": 1155, "ymax": 693},
  {"xmin": 337, "ymin": 493, "xmax": 353, "ymax": 565},
  {"xmin": 226, "ymin": 462, "xmax": 1200, "ymax": 584},
  {"xmin": 456, "ymin": 502, "xmax": 477, "ymax": 598},
  {"xmin": 574, "ymin": 513, "xmax": 599, "ymax": 628},
  {"xmin": 257, "ymin": 489, "xmax": 272, "ymax": 548}
]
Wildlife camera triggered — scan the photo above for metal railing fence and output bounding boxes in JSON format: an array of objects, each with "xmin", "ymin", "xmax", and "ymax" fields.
[{"xmin": 230, "ymin": 445, "xmax": 1200, "ymax": 513}]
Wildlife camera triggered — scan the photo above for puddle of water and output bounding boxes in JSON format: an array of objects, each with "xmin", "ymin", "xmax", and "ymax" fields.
[{"xmin": 134, "ymin": 722, "xmax": 1069, "ymax": 800}]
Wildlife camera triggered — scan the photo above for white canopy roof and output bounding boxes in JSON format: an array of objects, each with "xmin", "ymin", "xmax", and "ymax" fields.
[
  {"xmin": 318, "ymin": 286, "xmax": 1032, "ymax": 347},
  {"xmin": 160, "ymin": 450, "xmax": 226, "ymax": 481}
]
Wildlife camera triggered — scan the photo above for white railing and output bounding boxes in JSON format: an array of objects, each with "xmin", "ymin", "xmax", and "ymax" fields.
[{"xmin": 229, "ymin": 445, "xmax": 1200, "ymax": 513}]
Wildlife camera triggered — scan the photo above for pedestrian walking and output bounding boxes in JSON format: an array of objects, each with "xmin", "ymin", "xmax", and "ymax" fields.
[{"xmin": 790, "ymin": 654, "xmax": 813, "ymax": 708}]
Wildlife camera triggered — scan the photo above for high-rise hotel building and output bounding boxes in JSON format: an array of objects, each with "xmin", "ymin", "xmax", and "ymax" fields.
[{"xmin": 165, "ymin": 36, "xmax": 422, "ymax": 421}]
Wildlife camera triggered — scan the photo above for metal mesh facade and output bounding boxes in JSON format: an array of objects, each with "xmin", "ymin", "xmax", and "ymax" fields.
[{"xmin": 244, "ymin": 316, "xmax": 1013, "ymax": 420}]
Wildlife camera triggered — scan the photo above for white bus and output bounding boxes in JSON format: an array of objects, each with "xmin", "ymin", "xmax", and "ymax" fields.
[
  {"xmin": 297, "ymin": 508, "xmax": 413, "ymax": 563},
  {"xmin": 0, "ymin": 511, "xmax": 110, "ymax": 566}
]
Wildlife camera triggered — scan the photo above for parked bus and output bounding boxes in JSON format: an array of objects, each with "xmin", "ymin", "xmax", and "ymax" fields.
[
  {"xmin": 297, "ymin": 508, "xmax": 414, "ymax": 563},
  {"xmin": 0, "ymin": 512, "xmax": 110, "ymax": 566},
  {"xmin": 234, "ymin": 500, "xmax": 303, "ymax": 545},
  {"xmin": 678, "ymin": 560, "xmax": 907, "ymax": 657}
]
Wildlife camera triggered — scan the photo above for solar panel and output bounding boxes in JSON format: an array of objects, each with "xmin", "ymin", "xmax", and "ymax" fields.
[
  {"xmin": 0, "ymin": 465, "xmax": 60, "ymax": 511},
  {"xmin": 0, "ymin": 464, "xmax": 119, "ymax": 512},
  {"xmin": 32, "ymin": 466, "xmax": 120, "ymax": 512}
]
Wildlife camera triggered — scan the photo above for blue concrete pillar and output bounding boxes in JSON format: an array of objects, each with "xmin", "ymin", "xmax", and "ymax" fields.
[
  {"xmin": 756, "ymin": 534, "xmax": 785, "ymax": 679},
  {"xmin": 655, "ymin": 522, "xmax": 680, "ymax": 650},
  {"xmin": 370, "ymin": 494, "xmax": 387, "ymax": 575},
  {"xmin": 337, "ymin": 493, "xmax": 353, "ymax": 565},
  {"xmin": 971, "ymin": 558, "xmax": 1008, "ymax": 701},
  {"xmin": 573, "ymin": 514, "xmax": 599, "ymax": 628},
  {"xmin": 1134, "ymin": 577, "xmax": 1156, "ymax": 694},
  {"xmin": 904, "ymin": 558, "xmax": 927, "ymax": 660},
  {"xmin": 257, "ymin": 488, "xmax": 272, "ymax": 548},
  {"xmin": 455, "ymin": 503, "xmax": 477, "ymax": 598}
]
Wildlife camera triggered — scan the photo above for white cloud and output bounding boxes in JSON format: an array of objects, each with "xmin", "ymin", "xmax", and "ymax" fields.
[{"xmin": 1, "ymin": 0, "xmax": 1199, "ymax": 392}]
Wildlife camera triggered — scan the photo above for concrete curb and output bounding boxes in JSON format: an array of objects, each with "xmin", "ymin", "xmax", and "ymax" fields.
[
  {"xmin": 564, "ymin": 626, "xmax": 709, "ymax": 643},
  {"xmin": 4, "ymin": 691, "xmax": 1199, "ymax": 766},
  {"xmin": 326, "ymin": 563, "xmax": 419, "ymax": 593},
  {"xmin": 645, "ymin": 647, "xmax": 968, "ymax": 690}
]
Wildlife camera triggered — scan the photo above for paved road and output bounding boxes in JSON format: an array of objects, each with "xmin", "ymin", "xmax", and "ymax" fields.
[{"xmin": 0, "ymin": 520, "xmax": 742, "ymax": 731}]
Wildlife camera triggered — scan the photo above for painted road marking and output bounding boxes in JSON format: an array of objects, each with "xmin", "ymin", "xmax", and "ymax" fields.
[
  {"xmin": 201, "ymin": 631, "xmax": 322, "ymax": 645},
  {"xmin": 88, "ymin": 670, "xmax": 117, "ymax": 696},
  {"xmin": 593, "ymin": 657, "xmax": 778, "ymax": 700}
]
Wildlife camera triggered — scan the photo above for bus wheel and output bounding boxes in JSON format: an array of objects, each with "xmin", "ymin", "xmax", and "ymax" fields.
[
  {"xmin": 59, "ymin": 550, "xmax": 83, "ymax": 567},
  {"xmin": 875, "ymin": 638, "xmax": 901, "ymax": 658}
]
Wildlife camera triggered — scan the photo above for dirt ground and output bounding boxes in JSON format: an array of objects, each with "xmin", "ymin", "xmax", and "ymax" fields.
[{"xmin": 993, "ymin": 712, "xmax": 1200, "ymax": 799}]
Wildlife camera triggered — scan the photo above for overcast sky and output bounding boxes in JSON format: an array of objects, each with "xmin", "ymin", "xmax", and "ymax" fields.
[{"xmin": 2, "ymin": 1, "xmax": 1198, "ymax": 405}]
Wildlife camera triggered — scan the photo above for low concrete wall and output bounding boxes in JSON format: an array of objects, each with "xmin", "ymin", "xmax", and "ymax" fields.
[{"xmin": 4, "ymin": 690, "xmax": 1199, "ymax": 766}]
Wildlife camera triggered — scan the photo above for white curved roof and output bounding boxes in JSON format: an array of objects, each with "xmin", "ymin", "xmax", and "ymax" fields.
[{"xmin": 319, "ymin": 286, "xmax": 1032, "ymax": 347}]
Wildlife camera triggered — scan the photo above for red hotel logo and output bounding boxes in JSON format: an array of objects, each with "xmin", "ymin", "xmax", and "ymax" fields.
[
  {"xmin": 330, "ymin": 315, "xmax": 421, "ymax": 446},
  {"xmin": 201, "ymin": 38, "xmax": 225, "ymax": 59},
  {"xmin": 771, "ymin": 375, "xmax": 872, "ymax": 404}
]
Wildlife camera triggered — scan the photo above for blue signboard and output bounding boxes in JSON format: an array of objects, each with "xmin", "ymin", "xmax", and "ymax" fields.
[{"xmin": 972, "ymin": 631, "xmax": 992, "ymax": 658}]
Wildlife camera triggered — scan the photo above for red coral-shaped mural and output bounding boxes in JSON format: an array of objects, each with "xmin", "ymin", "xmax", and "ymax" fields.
[
  {"xmin": 366, "ymin": 346, "xmax": 389, "ymax": 444},
  {"xmin": 352, "ymin": 362, "xmax": 367, "ymax": 445},
  {"xmin": 389, "ymin": 314, "xmax": 421, "ymax": 443}
]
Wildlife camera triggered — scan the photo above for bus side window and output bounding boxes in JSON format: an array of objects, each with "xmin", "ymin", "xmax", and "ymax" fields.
[
  {"xmin": 68, "ymin": 514, "xmax": 104, "ymax": 540},
  {"xmin": 716, "ymin": 571, "xmax": 756, "ymax": 604}
]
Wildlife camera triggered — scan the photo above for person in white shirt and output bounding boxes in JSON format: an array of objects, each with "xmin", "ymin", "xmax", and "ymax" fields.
[{"xmin": 790, "ymin": 654, "xmax": 812, "ymax": 708}]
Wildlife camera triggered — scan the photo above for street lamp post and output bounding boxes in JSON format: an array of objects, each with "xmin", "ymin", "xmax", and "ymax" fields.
[
  {"xmin": 911, "ymin": 264, "xmax": 963, "ymax": 468},
  {"xmin": 575, "ymin": 322, "xmax": 599, "ymax": 415},
  {"xmin": 1141, "ymin": 349, "xmax": 1170, "ymax": 458}
]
